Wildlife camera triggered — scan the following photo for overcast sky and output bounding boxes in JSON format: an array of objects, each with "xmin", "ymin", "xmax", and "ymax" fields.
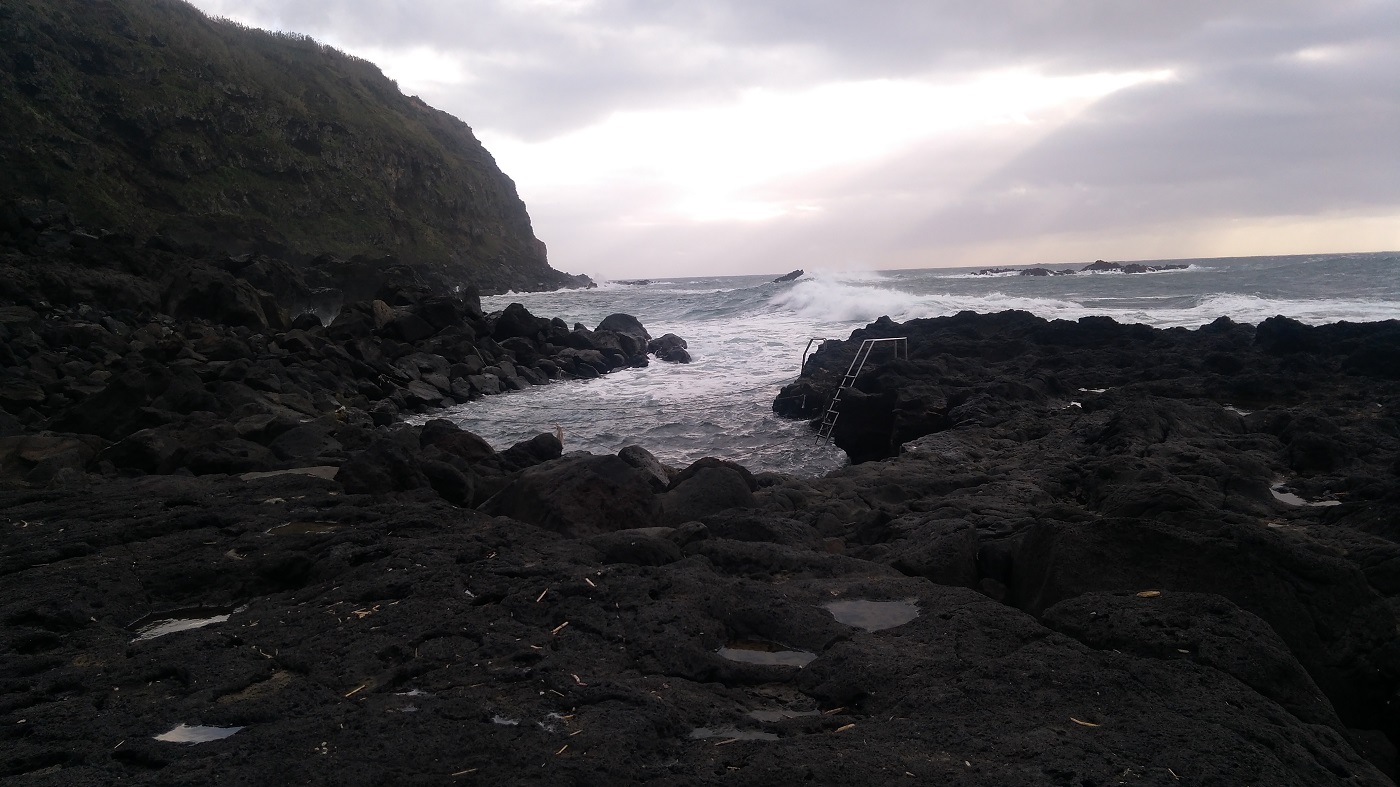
[{"xmin": 188, "ymin": 0, "xmax": 1400, "ymax": 279}]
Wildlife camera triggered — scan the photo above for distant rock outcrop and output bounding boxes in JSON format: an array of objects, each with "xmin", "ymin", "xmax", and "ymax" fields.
[
  {"xmin": 773, "ymin": 269, "xmax": 804, "ymax": 282},
  {"xmin": 973, "ymin": 260, "xmax": 1189, "ymax": 277}
]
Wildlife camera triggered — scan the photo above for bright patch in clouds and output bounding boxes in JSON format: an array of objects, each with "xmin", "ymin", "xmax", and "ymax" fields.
[
  {"xmin": 481, "ymin": 68, "xmax": 1174, "ymax": 225},
  {"xmin": 351, "ymin": 45, "xmax": 474, "ymax": 91}
]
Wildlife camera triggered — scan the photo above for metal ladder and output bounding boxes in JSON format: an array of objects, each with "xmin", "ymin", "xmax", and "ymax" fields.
[{"xmin": 816, "ymin": 337, "xmax": 908, "ymax": 444}]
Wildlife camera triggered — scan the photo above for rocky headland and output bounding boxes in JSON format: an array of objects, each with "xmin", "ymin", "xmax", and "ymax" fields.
[{"xmin": 0, "ymin": 0, "xmax": 589, "ymax": 294}]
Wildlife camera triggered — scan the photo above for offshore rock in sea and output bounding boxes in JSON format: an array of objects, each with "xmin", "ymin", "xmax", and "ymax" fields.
[{"xmin": 648, "ymin": 333, "xmax": 691, "ymax": 363}]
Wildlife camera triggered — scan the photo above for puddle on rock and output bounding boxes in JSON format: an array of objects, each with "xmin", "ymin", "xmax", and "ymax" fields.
[
  {"xmin": 1270, "ymin": 483, "xmax": 1342, "ymax": 508},
  {"xmin": 823, "ymin": 599, "xmax": 920, "ymax": 632},
  {"xmin": 689, "ymin": 725, "xmax": 779, "ymax": 741},
  {"xmin": 154, "ymin": 724, "xmax": 243, "ymax": 743},
  {"xmin": 266, "ymin": 521, "xmax": 342, "ymax": 536},
  {"xmin": 130, "ymin": 605, "xmax": 245, "ymax": 643},
  {"xmin": 718, "ymin": 640, "xmax": 817, "ymax": 667},
  {"xmin": 1224, "ymin": 405, "xmax": 1253, "ymax": 416},
  {"xmin": 748, "ymin": 709, "xmax": 821, "ymax": 722}
]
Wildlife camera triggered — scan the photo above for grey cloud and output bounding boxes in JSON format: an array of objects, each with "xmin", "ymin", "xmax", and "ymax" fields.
[
  {"xmin": 187, "ymin": 0, "xmax": 1400, "ymax": 275},
  {"xmin": 198, "ymin": 0, "xmax": 1395, "ymax": 137}
]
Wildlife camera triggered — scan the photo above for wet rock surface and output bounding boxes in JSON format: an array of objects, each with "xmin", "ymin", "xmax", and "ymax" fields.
[{"xmin": 3, "ymin": 302, "xmax": 1399, "ymax": 784}]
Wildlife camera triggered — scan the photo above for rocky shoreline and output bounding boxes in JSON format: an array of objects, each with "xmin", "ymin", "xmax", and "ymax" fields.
[{"xmin": 4, "ymin": 215, "xmax": 1400, "ymax": 782}]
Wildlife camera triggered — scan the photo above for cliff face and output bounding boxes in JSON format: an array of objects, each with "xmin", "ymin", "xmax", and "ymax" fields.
[{"xmin": 0, "ymin": 0, "xmax": 586, "ymax": 293}]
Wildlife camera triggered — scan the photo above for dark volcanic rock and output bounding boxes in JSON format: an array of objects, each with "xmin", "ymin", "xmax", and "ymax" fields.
[
  {"xmin": 492, "ymin": 302, "xmax": 551, "ymax": 342},
  {"xmin": 163, "ymin": 266, "xmax": 287, "ymax": 331},
  {"xmin": 617, "ymin": 444, "xmax": 674, "ymax": 491},
  {"xmin": 335, "ymin": 430, "xmax": 433, "ymax": 496},
  {"xmin": 3, "ymin": 167, "xmax": 1398, "ymax": 786},
  {"xmin": 1013, "ymin": 515, "xmax": 1398, "ymax": 732},
  {"xmin": 770, "ymin": 310, "xmax": 1400, "ymax": 770},
  {"xmin": 480, "ymin": 453, "xmax": 662, "ymax": 536},
  {"xmin": 1043, "ymin": 590, "xmax": 1344, "ymax": 731},
  {"xmin": 661, "ymin": 458, "xmax": 759, "ymax": 525},
  {"xmin": 647, "ymin": 332, "xmax": 691, "ymax": 363},
  {"xmin": 499, "ymin": 431, "xmax": 564, "ymax": 471},
  {"xmin": 596, "ymin": 313, "xmax": 652, "ymax": 343}
]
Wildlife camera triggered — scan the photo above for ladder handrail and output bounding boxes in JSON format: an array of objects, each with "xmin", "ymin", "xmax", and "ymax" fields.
[
  {"xmin": 801, "ymin": 337, "xmax": 834, "ymax": 374},
  {"xmin": 816, "ymin": 337, "xmax": 907, "ymax": 444}
]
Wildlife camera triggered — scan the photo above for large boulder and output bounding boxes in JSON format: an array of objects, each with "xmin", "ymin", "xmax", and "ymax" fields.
[
  {"xmin": 0, "ymin": 432, "xmax": 103, "ymax": 484},
  {"xmin": 479, "ymin": 453, "xmax": 661, "ymax": 537},
  {"xmin": 52, "ymin": 368, "xmax": 169, "ymax": 440},
  {"xmin": 648, "ymin": 333, "xmax": 691, "ymax": 363},
  {"xmin": 596, "ymin": 313, "xmax": 651, "ymax": 343},
  {"xmin": 163, "ymin": 265, "xmax": 287, "ymax": 331},
  {"xmin": 660, "ymin": 458, "xmax": 759, "ymax": 525},
  {"xmin": 419, "ymin": 419, "xmax": 498, "ymax": 464},
  {"xmin": 492, "ymin": 302, "xmax": 550, "ymax": 341},
  {"xmin": 500, "ymin": 431, "xmax": 564, "ymax": 471},
  {"xmin": 618, "ymin": 444, "xmax": 673, "ymax": 491},
  {"xmin": 595, "ymin": 314, "xmax": 651, "ymax": 363},
  {"xmin": 335, "ymin": 431, "xmax": 433, "ymax": 496}
]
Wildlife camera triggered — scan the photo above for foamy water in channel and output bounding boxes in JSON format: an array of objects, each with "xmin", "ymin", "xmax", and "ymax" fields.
[{"xmin": 414, "ymin": 253, "xmax": 1399, "ymax": 477}]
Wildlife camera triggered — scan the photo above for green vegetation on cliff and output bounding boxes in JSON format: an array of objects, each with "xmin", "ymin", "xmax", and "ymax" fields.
[{"xmin": 0, "ymin": 0, "xmax": 585, "ymax": 292}]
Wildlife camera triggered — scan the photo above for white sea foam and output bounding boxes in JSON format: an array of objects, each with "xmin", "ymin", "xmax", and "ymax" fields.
[
  {"xmin": 1097, "ymin": 294, "xmax": 1400, "ymax": 328},
  {"xmin": 770, "ymin": 275, "xmax": 1082, "ymax": 323},
  {"xmin": 769, "ymin": 277, "xmax": 924, "ymax": 322}
]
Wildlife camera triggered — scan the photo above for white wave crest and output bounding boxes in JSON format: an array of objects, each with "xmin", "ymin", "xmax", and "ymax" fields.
[
  {"xmin": 1107, "ymin": 294, "xmax": 1400, "ymax": 328},
  {"xmin": 768, "ymin": 277, "xmax": 922, "ymax": 322},
  {"xmin": 769, "ymin": 275, "xmax": 1081, "ymax": 323},
  {"xmin": 768, "ymin": 273, "xmax": 1399, "ymax": 328}
]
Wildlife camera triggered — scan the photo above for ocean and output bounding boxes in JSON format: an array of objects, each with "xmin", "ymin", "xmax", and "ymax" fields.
[{"xmin": 420, "ymin": 252, "xmax": 1400, "ymax": 478}]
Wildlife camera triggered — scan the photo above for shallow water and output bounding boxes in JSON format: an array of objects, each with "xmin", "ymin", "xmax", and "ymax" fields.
[
  {"xmin": 748, "ymin": 709, "xmax": 820, "ymax": 722},
  {"xmin": 1270, "ymin": 482, "xmax": 1342, "ymax": 508},
  {"xmin": 153, "ymin": 724, "xmax": 242, "ymax": 743},
  {"xmin": 823, "ymin": 599, "xmax": 920, "ymax": 631},
  {"xmin": 130, "ymin": 606, "xmax": 243, "ymax": 643},
  {"xmin": 717, "ymin": 640, "xmax": 817, "ymax": 667},
  {"xmin": 689, "ymin": 726, "xmax": 779, "ymax": 741}
]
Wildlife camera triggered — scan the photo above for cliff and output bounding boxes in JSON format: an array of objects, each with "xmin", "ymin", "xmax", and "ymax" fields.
[{"xmin": 0, "ymin": 0, "xmax": 587, "ymax": 294}]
